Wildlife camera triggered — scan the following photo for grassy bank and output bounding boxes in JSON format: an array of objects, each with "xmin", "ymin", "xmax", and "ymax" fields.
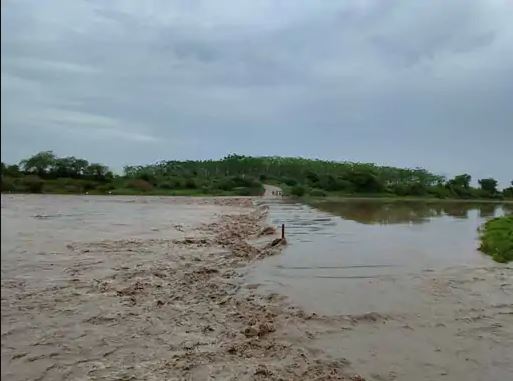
[{"xmin": 479, "ymin": 216, "xmax": 513, "ymax": 263}]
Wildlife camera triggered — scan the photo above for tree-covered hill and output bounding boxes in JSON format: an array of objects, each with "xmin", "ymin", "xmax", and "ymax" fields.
[{"xmin": 2, "ymin": 152, "xmax": 512, "ymax": 199}]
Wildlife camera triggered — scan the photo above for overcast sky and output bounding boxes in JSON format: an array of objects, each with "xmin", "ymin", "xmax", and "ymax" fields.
[{"xmin": 1, "ymin": 0, "xmax": 512, "ymax": 186}]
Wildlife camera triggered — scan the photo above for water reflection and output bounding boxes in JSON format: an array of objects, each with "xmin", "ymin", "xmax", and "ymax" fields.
[{"xmin": 312, "ymin": 200, "xmax": 508, "ymax": 225}]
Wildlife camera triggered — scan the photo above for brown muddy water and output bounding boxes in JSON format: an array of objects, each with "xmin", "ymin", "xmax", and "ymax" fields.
[
  {"xmin": 1, "ymin": 195, "xmax": 262, "ymax": 380},
  {"xmin": 2, "ymin": 195, "xmax": 512, "ymax": 381},
  {"xmin": 247, "ymin": 199, "xmax": 513, "ymax": 381},
  {"xmin": 1, "ymin": 194, "xmax": 229, "ymax": 290}
]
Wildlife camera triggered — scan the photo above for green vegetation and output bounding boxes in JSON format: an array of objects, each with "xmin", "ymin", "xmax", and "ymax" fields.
[
  {"xmin": 479, "ymin": 216, "xmax": 513, "ymax": 263},
  {"xmin": 1, "ymin": 152, "xmax": 512, "ymax": 199}
]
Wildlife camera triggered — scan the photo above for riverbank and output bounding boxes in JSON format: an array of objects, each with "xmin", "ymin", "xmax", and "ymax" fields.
[
  {"xmin": 1, "ymin": 195, "xmax": 363, "ymax": 380},
  {"xmin": 304, "ymin": 195, "xmax": 513, "ymax": 204},
  {"xmin": 479, "ymin": 216, "xmax": 513, "ymax": 262},
  {"xmin": 3, "ymin": 190, "xmax": 512, "ymax": 204}
]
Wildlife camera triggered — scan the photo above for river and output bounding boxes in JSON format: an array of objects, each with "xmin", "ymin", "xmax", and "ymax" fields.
[{"xmin": 247, "ymin": 199, "xmax": 513, "ymax": 381}]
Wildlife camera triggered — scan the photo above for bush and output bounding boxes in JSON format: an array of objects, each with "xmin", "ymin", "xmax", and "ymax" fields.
[
  {"xmin": 185, "ymin": 179, "xmax": 197, "ymax": 189},
  {"xmin": 137, "ymin": 172, "xmax": 156, "ymax": 185},
  {"xmin": 22, "ymin": 175, "xmax": 44, "ymax": 193},
  {"xmin": 305, "ymin": 171, "xmax": 320, "ymax": 185},
  {"xmin": 217, "ymin": 176, "xmax": 261, "ymax": 191},
  {"xmin": 390, "ymin": 183, "xmax": 427, "ymax": 196},
  {"xmin": 96, "ymin": 183, "xmax": 116, "ymax": 193},
  {"xmin": 283, "ymin": 178, "xmax": 298, "ymax": 186},
  {"xmin": 127, "ymin": 179, "xmax": 153, "ymax": 192},
  {"xmin": 309, "ymin": 189, "xmax": 327, "ymax": 197},
  {"xmin": 290, "ymin": 185, "xmax": 306, "ymax": 197},
  {"xmin": 335, "ymin": 179, "xmax": 354, "ymax": 191},
  {"xmin": 318, "ymin": 175, "xmax": 338, "ymax": 191},
  {"xmin": 503, "ymin": 187, "xmax": 513, "ymax": 199},
  {"xmin": 82, "ymin": 181, "xmax": 97, "ymax": 191},
  {"xmin": 1, "ymin": 176, "xmax": 14, "ymax": 192},
  {"xmin": 63, "ymin": 184, "xmax": 82, "ymax": 193},
  {"xmin": 159, "ymin": 181, "xmax": 176, "ymax": 189},
  {"xmin": 344, "ymin": 171, "xmax": 383, "ymax": 192},
  {"xmin": 233, "ymin": 187, "xmax": 252, "ymax": 196},
  {"xmin": 429, "ymin": 185, "xmax": 450, "ymax": 199}
]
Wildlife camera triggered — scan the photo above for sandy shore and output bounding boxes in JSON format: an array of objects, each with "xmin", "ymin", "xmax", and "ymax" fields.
[{"xmin": 1, "ymin": 196, "xmax": 363, "ymax": 380}]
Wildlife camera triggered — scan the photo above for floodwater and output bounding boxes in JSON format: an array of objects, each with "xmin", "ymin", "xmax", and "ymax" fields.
[
  {"xmin": 2, "ymin": 195, "xmax": 512, "ymax": 380},
  {"xmin": 1, "ymin": 194, "xmax": 255, "ymax": 380},
  {"xmin": 247, "ymin": 199, "xmax": 513, "ymax": 381},
  {"xmin": 1, "ymin": 194, "xmax": 226, "ymax": 290}
]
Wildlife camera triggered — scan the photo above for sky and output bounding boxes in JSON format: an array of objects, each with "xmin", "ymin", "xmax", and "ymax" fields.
[{"xmin": 1, "ymin": 0, "xmax": 512, "ymax": 186}]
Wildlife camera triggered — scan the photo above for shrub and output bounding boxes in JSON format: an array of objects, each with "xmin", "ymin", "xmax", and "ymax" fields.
[
  {"xmin": 22, "ymin": 175, "xmax": 44, "ymax": 193},
  {"xmin": 137, "ymin": 172, "xmax": 156, "ymax": 185},
  {"xmin": 233, "ymin": 187, "xmax": 252, "ymax": 196},
  {"xmin": 309, "ymin": 189, "xmax": 327, "ymax": 197},
  {"xmin": 503, "ymin": 187, "xmax": 513, "ymax": 199},
  {"xmin": 305, "ymin": 171, "xmax": 320, "ymax": 184},
  {"xmin": 479, "ymin": 216, "xmax": 513, "ymax": 263},
  {"xmin": 335, "ymin": 179, "xmax": 354, "ymax": 191},
  {"xmin": 429, "ymin": 185, "xmax": 450, "ymax": 199},
  {"xmin": 217, "ymin": 176, "xmax": 260, "ymax": 191},
  {"xmin": 390, "ymin": 183, "xmax": 427, "ymax": 196},
  {"xmin": 185, "ymin": 179, "xmax": 197, "ymax": 189},
  {"xmin": 96, "ymin": 183, "xmax": 116, "ymax": 193},
  {"xmin": 63, "ymin": 184, "xmax": 82, "ymax": 193},
  {"xmin": 344, "ymin": 171, "xmax": 383, "ymax": 192},
  {"xmin": 318, "ymin": 175, "xmax": 338, "ymax": 191},
  {"xmin": 1, "ymin": 176, "xmax": 14, "ymax": 192},
  {"xmin": 283, "ymin": 178, "xmax": 298, "ymax": 186},
  {"xmin": 127, "ymin": 179, "xmax": 153, "ymax": 192},
  {"xmin": 82, "ymin": 181, "xmax": 97, "ymax": 191},
  {"xmin": 159, "ymin": 182, "xmax": 176, "ymax": 189},
  {"xmin": 290, "ymin": 185, "xmax": 306, "ymax": 197}
]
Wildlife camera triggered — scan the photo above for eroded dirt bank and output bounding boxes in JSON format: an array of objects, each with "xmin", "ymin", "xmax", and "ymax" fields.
[{"xmin": 1, "ymin": 195, "xmax": 363, "ymax": 380}]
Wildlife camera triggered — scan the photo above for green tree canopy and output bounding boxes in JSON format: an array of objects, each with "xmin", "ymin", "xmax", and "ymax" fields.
[
  {"xmin": 20, "ymin": 151, "xmax": 56, "ymax": 177},
  {"xmin": 85, "ymin": 163, "xmax": 112, "ymax": 181},
  {"xmin": 449, "ymin": 174, "xmax": 471, "ymax": 189},
  {"xmin": 478, "ymin": 178, "xmax": 498, "ymax": 194}
]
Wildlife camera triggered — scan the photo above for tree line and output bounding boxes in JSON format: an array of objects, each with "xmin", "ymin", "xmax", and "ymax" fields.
[
  {"xmin": 1, "ymin": 151, "xmax": 113, "ymax": 193},
  {"xmin": 1, "ymin": 151, "xmax": 512, "ymax": 199}
]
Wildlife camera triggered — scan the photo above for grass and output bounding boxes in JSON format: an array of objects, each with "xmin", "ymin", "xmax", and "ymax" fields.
[{"xmin": 479, "ymin": 216, "xmax": 513, "ymax": 263}]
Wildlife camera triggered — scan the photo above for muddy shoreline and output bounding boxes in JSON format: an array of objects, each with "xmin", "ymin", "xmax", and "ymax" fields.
[{"xmin": 1, "ymin": 196, "xmax": 363, "ymax": 380}]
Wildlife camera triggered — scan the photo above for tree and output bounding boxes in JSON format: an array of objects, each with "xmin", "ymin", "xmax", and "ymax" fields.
[
  {"xmin": 69, "ymin": 158, "xmax": 89, "ymax": 177},
  {"xmin": 449, "ymin": 174, "xmax": 471, "ymax": 189},
  {"xmin": 344, "ymin": 170, "xmax": 384, "ymax": 192},
  {"xmin": 53, "ymin": 157, "xmax": 89, "ymax": 178},
  {"xmin": 19, "ymin": 151, "xmax": 56, "ymax": 177},
  {"xmin": 446, "ymin": 174, "xmax": 474, "ymax": 197},
  {"xmin": 478, "ymin": 178, "xmax": 498, "ymax": 194},
  {"xmin": 502, "ymin": 180, "xmax": 513, "ymax": 199},
  {"xmin": 85, "ymin": 163, "xmax": 112, "ymax": 181},
  {"xmin": 1, "ymin": 163, "xmax": 21, "ymax": 177}
]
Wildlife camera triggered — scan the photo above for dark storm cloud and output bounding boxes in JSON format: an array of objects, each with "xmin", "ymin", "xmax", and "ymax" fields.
[{"xmin": 1, "ymin": 0, "xmax": 512, "ymax": 185}]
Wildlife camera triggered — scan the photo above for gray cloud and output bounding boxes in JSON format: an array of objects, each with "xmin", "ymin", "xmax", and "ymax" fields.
[{"xmin": 1, "ymin": 0, "xmax": 512, "ymax": 186}]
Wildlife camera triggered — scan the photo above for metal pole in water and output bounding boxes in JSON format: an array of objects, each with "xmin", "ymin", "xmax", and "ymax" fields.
[{"xmin": 281, "ymin": 224, "xmax": 285, "ymax": 239}]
